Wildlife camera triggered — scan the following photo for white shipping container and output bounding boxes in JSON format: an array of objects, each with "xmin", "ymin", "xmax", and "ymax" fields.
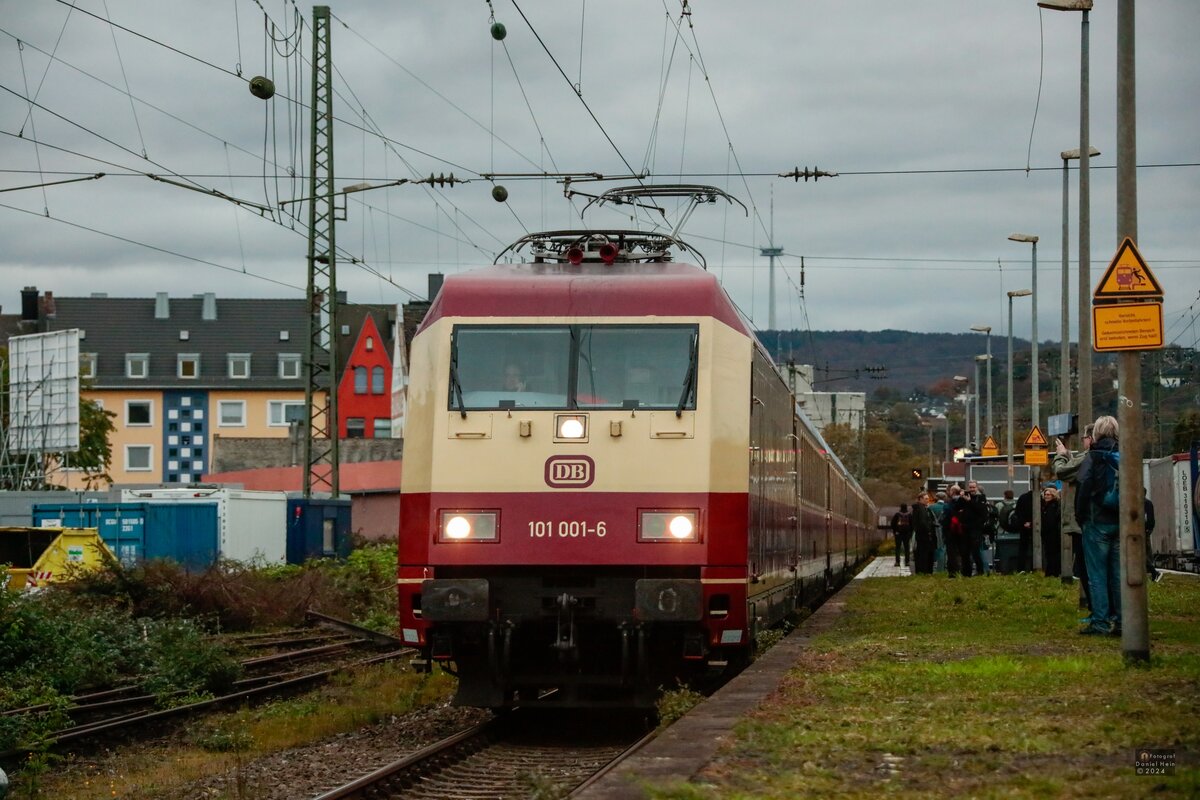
[
  {"xmin": 1144, "ymin": 455, "xmax": 1197, "ymax": 557},
  {"xmin": 120, "ymin": 487, "xmax": 287, "ymax": 564}
]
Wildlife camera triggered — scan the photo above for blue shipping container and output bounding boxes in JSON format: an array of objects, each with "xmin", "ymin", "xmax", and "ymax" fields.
[
  {"xmin": 286, "ymin": 498, "xmax": 352, "ymax": 564},
  {"xmin": 32, "ymin": 503, "xmax": 219, "ymax": 571}
]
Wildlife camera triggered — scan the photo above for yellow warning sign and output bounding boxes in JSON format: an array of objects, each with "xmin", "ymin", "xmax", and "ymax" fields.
[
  {"xmin": 1024, "ymin": 447, "xmax": 1049, "ymax": 466},
  {"xmin": 1023, "ymin": 425, "xmax": 1048, "ymax": 448},
  {"xmin": 1094, "ymin": 237, "xmax": 1163, "ymax": 301},
  {"xmin": 1093, "ymin": 302, "xmax": 1164, "ymax": 352},
  {"xmin": 981, "ymin": 436, "xmax": 999, "ymax": 457}
]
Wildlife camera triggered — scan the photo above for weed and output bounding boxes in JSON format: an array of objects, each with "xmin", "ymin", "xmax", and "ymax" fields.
[{"xmin": 656, "ymin": 682, "xmax": 706, "ymax": 728}]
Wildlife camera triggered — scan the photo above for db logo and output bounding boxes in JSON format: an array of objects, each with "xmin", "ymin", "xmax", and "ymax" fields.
[{"xmin": 545, "ymin": 456, "xmax": 595, "ymax": 488}]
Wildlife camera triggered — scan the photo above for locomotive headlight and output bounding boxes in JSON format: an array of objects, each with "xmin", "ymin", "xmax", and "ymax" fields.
[
  {"xmin": 639, "ymin": 510, "xmax": 699, "ymax": 542},
  {"xmin": 555, "ymin": 414, "xmax": 588, "ymax": 440},
  {"xmin": 439, "ymin": 511, "xmax": 499, "ymax": 542}
]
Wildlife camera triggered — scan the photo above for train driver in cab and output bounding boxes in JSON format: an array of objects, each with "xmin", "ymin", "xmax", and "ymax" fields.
[{"xmin": 503, "ymin": 363, "xmax": 527, "ymax": 392}]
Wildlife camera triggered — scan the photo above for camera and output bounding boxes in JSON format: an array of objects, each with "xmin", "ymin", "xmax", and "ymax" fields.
[{"xmin": 1047, "ymin": 412, "xmax": 1078, "ymax": 438}]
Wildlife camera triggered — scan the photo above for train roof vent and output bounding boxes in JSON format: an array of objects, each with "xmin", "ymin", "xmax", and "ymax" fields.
[{"xmin": 497, "ymin": 230, "xmax": 708, "ymax": 268}]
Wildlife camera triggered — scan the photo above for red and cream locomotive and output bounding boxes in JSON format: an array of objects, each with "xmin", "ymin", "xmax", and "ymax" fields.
[{"xmin": 398, "ymin": 189, "xmax": 878, "ymax": 708}]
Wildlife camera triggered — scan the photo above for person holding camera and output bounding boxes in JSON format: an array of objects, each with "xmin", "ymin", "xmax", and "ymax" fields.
[{"xmin": 1054, "ymin": 424, "xmax": 1093, "ymax": 615}]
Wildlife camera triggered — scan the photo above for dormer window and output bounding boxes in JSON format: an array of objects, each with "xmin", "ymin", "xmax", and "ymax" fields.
[
  {"xmin": 178, "ymin": 354, "xmax": 200, "ymax": 379},
  {"xmin": 126, "ymin": 353, "xmax": 149, "ymax": 379},
  {"xmin": 228, "ymin": 354, "xmax": 251, "ymax": 379},
  {"xmin": 278, "ymin": 354, "xmax": 301, "ymax": 379},
  {"xmin": 80, "ymin": 353, "xmax": 97, "ymax": 379}
]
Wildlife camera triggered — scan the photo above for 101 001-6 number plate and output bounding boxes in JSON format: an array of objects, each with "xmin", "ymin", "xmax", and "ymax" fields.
[{"xmin": 528, "ymin": 520, "xmax": 607, "ymax": 538}]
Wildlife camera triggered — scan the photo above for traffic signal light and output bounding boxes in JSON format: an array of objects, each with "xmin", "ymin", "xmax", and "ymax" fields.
[{"xmin": 911, "ymin": 468, "xmax": 924, "ymax": 480}]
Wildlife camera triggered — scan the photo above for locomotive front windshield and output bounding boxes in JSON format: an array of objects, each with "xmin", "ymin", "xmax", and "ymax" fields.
[{"xmin": 450, "ymin": 324, "xmax": 697, "ymax": 411}]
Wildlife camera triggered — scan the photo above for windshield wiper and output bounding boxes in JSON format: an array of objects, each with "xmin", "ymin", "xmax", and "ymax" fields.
[
  {"xmin": 450, "ymin": 360, "xmax": 467, "ymax": 419},
  {"xmin": 675, "ymin": 333, "xmax": 698, "ymax": 418}
]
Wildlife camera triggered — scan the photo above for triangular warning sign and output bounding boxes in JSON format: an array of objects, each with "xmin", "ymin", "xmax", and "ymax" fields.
[
  {"xmin": 981, "ymin": 435, "xmax": 999, "ymax": 451},
  {"xmin": 1024, "ymin": 425, "xmax": 1048, "ymax": 447},
  {"xmin": 1094, "ymin": 237, "xmax": 1163, "ymax": 300}
]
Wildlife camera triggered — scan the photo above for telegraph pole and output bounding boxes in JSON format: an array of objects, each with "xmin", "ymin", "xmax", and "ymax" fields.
[
  {"xmin": 1116, "ymin": 0, "xmax": 1148, "ymax": 663},
  {"xmin": 303, "ymin": 5, "xmax": 339, "ymax": 498}
]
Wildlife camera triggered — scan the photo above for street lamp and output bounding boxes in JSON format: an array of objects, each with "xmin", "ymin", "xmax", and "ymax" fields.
[
  {"xmin": 1039, "ymin": 0, "xmax": 1094, "ymax": 438},
  {"xmin": 1006, "ymin": 289, "xmax": 1032, "ymax": 493},
  {"xmin": 1008, "ymin": 234, "xmax": 1040, "ymax": 436},
  {"xmin": 974, "ymin": 354, "xmax": 990, "ymax": 449},
  {"xmin": 1058, "ymin": 146, "xmax": 1100, "ymax": 415},
  {"xmin": 954, "ymin": 375, "xmax": 970, "ymax": 451},
  {"xmin": 970, "ymin": 325, "xmax": 993, "ymax": 440}
]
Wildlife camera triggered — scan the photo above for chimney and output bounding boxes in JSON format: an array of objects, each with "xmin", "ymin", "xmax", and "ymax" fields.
[
  {"xmin": 21, "ymin": 286, "xmax": 38, "ymax": 321},
  {"xmin": 427, "ymin": 272, "xmax": 444, "ymax": 301},
  {"xmin": 42, "ymin": 291, "xmax": 56, "ymax": 319},
  {"xmin": 155, "ymin": 292, "xmax": 169, "ymax": 319},
  {"xmin": 201, "ymin": 292, "xmax": 217, "ymax": 321}
]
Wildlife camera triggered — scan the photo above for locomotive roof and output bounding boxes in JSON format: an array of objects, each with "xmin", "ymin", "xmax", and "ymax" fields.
[{"xmin": 418, "ymin": 261, "xmax": 754, "ymax": 337}]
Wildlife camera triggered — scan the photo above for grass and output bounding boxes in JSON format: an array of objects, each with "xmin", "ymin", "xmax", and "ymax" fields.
[
  {"xmin": 647, "ymin": 572, "xmax": 1200, "ymax": 799},
  {"xmin": 18, "ymin": 661, "xmax": 456, "ymax": 800}
]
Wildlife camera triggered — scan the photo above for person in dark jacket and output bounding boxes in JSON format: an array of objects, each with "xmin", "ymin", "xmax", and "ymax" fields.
[
  {"xmin": 1075, "ymin": 415, "xmax": 1121, "ymax": 635},
  {"xmin": 890, "ymin": 503, "xmax": 913, "ymax": 567},
  {"xmin": 962, "ymin": 480, "xmax": 990, "ymax": 576},
  {"xmin": 1054, "ymin": 424, "xmax": 1093, "ymax": 614},
  {"xmin": 941, "ymin": 485, "xmax": 970, "ymax": 577},
  {"xmin": 1040, "ymin": 487, "xmax": 1062, "ymax": 578},
  {"xmin": 1013, "ymin": 490, "xmax": 1035, "ymax": 572},
  {"xmin": 912, "ymin": 492, "xmax": 937, "ymax": 574}
]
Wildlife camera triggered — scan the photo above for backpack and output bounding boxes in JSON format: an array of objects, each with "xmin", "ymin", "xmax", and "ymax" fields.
[
  {"xmin": 894, "ymin": 511, "xmax": 912, "ymax": 534},
  {"xmin": 948, "ymin": 510, "xmax": 965, "ymax": 537},
  {"xmin": 996, "ymin": 500, "xmax": 1020, "ymax": 534},
  {"xmin": 1091, "ymin": 450, "xmax": 1121, "ymax": 512}
]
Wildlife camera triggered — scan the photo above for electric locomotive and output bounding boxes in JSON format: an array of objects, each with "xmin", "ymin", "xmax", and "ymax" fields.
[{"xmin": 398, "ymin": 207, "xmax": 877, "ymax": 709}]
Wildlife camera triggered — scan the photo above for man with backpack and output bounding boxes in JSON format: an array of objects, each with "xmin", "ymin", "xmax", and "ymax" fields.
[
  {"xmin": 941, "ymin": 485, "xmax": 970, "ymax": 577},
  {"xmin": 890, "ymin": 503, "xmax": 914, "ymax": 568},
  {"xmin": 1075, "ymin": 415, "xmax": 1122, "ymax": 636}
]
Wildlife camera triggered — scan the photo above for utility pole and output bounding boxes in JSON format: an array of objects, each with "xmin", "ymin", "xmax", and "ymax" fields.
[
  {"xmin": 1116, "ymin": 0, "xmax": 1148, "ymax": 663},
  {"xmin": 303, "ymin": 5, "xmax": 339, "ymax": 498}
]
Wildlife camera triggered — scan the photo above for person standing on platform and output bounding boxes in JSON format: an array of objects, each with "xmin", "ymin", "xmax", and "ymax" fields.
[
  {"xmin": 1054, "ymin": 425, "xmax": 1092, "ymax": 614},
  {"xmin": 963, "ymin": 480, "xmax": 991, "ymax": 577},
  {"xmin": 890, "ymin": 503, "xmax": 913, "ymax": 568},
  {"xmin": 929, "ymin": 491, "xmax": 948, "ymax": 573},
  {"xmin": 912, "ymin": 492, "xmax": 937, "ymax": 574},
  {"xmin": 1012, "ymin": 489, "xmax": 1035, "ymax": 572},
  {"xmin": 1075, "ymin": 415, "xmax": 1122, "ymax": 636},
  {"xmin": 941, "ymin": 485, "xmax": 969, "ymax": 577},
  {"xmin": 1040, "ymin": 487, "xmax": 1062, "ymax": 578}
]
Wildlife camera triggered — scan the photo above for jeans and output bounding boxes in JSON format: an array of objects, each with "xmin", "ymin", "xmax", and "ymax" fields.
[
  {"xmin": 1082, "ymin": 521, "xmax": 1121, "ymax": 629},
  {"xmin": 893, "ymin": 532, "xmax": 911, "ymax": 566}
]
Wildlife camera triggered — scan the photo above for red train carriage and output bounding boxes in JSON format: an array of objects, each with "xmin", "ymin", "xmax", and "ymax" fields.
[{"xmin": 398, "ymin": 229, "xmax": 878, "ymax": 708}]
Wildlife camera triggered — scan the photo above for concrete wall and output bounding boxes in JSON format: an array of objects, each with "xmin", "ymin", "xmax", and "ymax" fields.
[
  {"xmin": 210, "ymin": 435, "xmax": 403, "ymax": 473},
  {"xmin": 350, "ymin": 492, "xmax": 400, "ymax": 542}
]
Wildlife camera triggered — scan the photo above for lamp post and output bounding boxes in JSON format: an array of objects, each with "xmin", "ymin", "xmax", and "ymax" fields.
[
  {"xmin": 1058, "ymin": 146, "xmax": 1101, "ymax": 415},
  {"xmin": 974, "ymin": 355, "xmax": 990, "ymax": 449},
  {"xmin": 972, "ymin": 356, "xmax": 982, "ymax": 449},
  {"xmin": 1009, "ymin": 235, "xmax": 1041, "ymax": 431},
  {"xmin": 971, "ymin": 325, "xmax": 993, "ymax": 440},
  {"xmin": 1007, "ymin": 289, "xmax": 1032, "ymax": 493},
  {"xmin": 1039, "ymin": 0, "xmax": 1094, "ymax": 437},
  {"xmin": 954, "ymin": 375, "xmax": 970, "ymax": 452}
]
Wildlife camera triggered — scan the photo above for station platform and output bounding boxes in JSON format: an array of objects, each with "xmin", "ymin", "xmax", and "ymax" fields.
[{"xmin": 576, "ymin": 558, "xmax": 895, "ymax": 799}]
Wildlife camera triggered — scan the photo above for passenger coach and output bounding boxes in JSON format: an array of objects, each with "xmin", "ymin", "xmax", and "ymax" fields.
[{"xmin": 398, "ymin": 226, "xmax": 877, "ymax": 708}]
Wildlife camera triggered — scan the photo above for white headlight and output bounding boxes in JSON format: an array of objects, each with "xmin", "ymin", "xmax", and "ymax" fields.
[
  {"xmin": 668, "ymin": 515, "xmax": 694, "ymax": 539},
  {"xmin": 445, "ymin": 515, "xmax": 471, "ymax": 539},
  {"xmin": 439, "ymin": 511, "xmax": 499, "ymax": 542},
  {"xmin": 639, "ymin": 510, "xmax": 699, "ymax": 542},
  {"xmin": 557, "ymin": 415, "xmax": 587, "ymax": 439}
]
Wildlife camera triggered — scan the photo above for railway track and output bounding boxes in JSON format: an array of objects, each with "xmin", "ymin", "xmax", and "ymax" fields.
[
  {"xmin": 312, "ymin": 709, "xmax": 654, "ymax": 799},
  {"xmin": 0, "ymin": 614, "xmax": 412, "ymax": 763}
]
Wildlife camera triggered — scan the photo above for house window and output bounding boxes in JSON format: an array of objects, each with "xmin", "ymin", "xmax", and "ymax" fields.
[
  {"xmin": 228, "ymin": 354, "xmax": 251, "ymax": 379},
  {"xmin": 268, "ymin": 400, "xmax": 306, "ymax": 426},
  {"xmin": 178, "ymin": 354, "xmax": 200, "ymax": 379},
  {"xmin": 371, "ymin": 366, "xmax": 385, "ymax": 394},
  {"xmin": 125, "ymin": 444, "xmax": 153, "ymax": 472},
  {"xmin": 374, "ymin": 417, "xmax": 392, "ymax": 438},
  {"xmin": 278, "ymin": 354, "xmax": 301, "ymax": 379},
  {"xmin": 126, "ymin": 353, "xmax": 149, "ymax": 378},
  {"xmin": 126, "ymin": 400, "xmax": 152, "ymax": 426},
  {"xmin": 354, "ymin": 366, "xmax": 368, "ymax": 394},
  {"xmin": 365, "ymin": 336, "xmax": 374, "ymax": 352},
  {"xmin": 218, "ymin": 401, "xmax": 246, "ymax": 427},
  {"xmin": 346, "ymin": 418, "xmax": 366, "ymax": 438},
  {"xmin": 80, "ymin": 353, "xmax": 98, "ymax": 379}
]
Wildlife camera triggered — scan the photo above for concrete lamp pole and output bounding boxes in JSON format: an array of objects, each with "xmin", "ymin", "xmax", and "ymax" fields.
[
  {"xmin": 971, "ymin": 324, "xmax": 994, "ymax": 440},
  {"xmin": 1058, "ymin": 146, "xmax": 1101, "ymax": 415},
  {"xmin": 1038, "ymin": 0, "xmax": 1094, "ymax": 447},
  {"xmin": 1006, "ymin": 290, "xmax": 1032, "ymax": 494},
  {"xmin": 1010, "ymin": 234, "xmax": 1041, "ymax": 570}
]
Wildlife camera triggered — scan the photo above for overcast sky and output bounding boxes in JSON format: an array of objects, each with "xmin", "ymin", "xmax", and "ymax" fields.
[{"xmin": 1, "ymin": 1, "xmax": 1197, "ymax": 346}]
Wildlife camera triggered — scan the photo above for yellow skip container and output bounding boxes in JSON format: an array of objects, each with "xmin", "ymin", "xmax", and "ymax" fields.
[{"xmin": 1, "ymin": 527, "xmax": 115, "ymax": 591}]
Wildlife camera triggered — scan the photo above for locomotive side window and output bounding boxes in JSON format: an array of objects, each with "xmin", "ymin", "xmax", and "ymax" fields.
[{"xmin": 449, "ymin": 324, "xmax": 698, "ymax": 412}]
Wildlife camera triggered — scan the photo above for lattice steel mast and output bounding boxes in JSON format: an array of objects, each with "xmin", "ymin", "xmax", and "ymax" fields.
[{"xmin": 302, "ymin": 5, "xmax": 339, "ymax": 497}]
